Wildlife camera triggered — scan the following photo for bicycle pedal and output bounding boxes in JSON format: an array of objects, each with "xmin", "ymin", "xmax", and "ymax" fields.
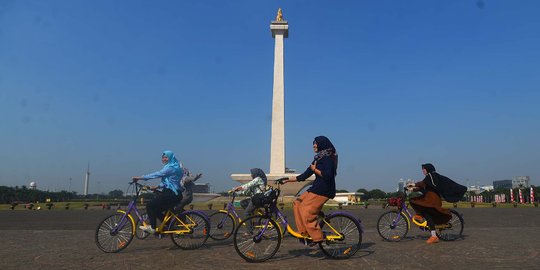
[
  {"xmin": 413, "ymin": 217, "xmax": 425, "ymax": 223},
  {"xmin": 117, "ymin": 241, "xmax": 127, "ymax": 248}
]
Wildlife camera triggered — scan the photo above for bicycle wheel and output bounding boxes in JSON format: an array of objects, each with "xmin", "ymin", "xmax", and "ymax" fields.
[
  {"xmin": 233, "ymin": 215, "xmax": 281, "ymax": 263},
  {"xmin": 377, "ymin": 210, "xmax": 409, "ymax": 242},
  {"xmin": 208, "ymin": 211, "xmax": 236, "ymax": 240},
  {"xmin": 248, "ymin": 214, "xmax": 286, "ymax": 239},
  {"xmin": 135, "ymin": 211, "xmax": 150, "ymax": 239},
  {"xmin": 169, "ymin": 211, "xmax": 210, "ymax": 250},
  {"xmin": 319, "ymin": 213, "xmax": 362, "ymax": 259},
  {"xmin": 95, "ymin": 213, "xmax": 134, "ymax": 253},
  {"xmin": 437, "ymin": 209, "xmax": 464, "ymax": 241}
]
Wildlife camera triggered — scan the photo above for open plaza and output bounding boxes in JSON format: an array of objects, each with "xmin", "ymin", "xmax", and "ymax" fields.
[{"xmin": 1, "ymin": 206, "xmax": 539, "ymax": 270}]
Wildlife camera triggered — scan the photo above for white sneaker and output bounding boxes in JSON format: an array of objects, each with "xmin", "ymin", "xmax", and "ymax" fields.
[{"xmin": 139, "ymin": 225, "xmax": 155, "ymax": 234}]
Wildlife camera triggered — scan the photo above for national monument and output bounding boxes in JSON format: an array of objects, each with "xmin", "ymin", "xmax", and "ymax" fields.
[{"xmin": 231, "ymin": 9, "xmax": 314, "ymax": 196}]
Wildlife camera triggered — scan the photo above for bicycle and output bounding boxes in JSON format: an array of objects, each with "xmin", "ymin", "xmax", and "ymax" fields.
[
  {"xmin": 95, "ymin": 181, "xmax": 210, "ymax": 253},
  {"xmin": 233, "ymin": 178, "xmax": 363, "ymax": 263},
  {"xmin": 376, "ymin": 188, "xmax": 464, "ymax": 242},
  {"xmin": 208, "ymin": 190, "xmax": 286, "ymax": 240}
]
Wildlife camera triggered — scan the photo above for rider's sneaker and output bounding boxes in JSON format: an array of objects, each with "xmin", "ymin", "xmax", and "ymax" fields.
[
  {"xmin": 426, "ymin": 236, "xmax": 439, "ymax": 244},
  {"xmin": 139, "ymin": 224, "xmax": 155, "ymax": 234}
]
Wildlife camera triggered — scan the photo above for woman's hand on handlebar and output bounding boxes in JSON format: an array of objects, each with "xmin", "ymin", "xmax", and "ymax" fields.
[
  {"xmin": 282, "ymin": 177, "xmax": 294, "ymax": 184},
  {"xmin": 132, "ymin": 176, "xmax": 143, "ymax": 182}
]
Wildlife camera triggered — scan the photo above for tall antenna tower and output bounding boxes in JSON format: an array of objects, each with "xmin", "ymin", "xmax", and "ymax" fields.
[{"xmin": 83, "ymin": 163, "xmax": 90, "ymax": 195}]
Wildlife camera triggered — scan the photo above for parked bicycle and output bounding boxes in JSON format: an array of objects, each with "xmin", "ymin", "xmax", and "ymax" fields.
[
  {"xmin": 233, "ymin": 178, "xmax": 363, "ymax": 262},
  {"xmin": 95, "ymin": 181, "xmax": 210, "ymax": 253},
  {"xmin": 377, "ymin": 188, "xmax": 464, "ymax": 242},
  {"xmin": 208, "ymin": 190, "xmax": 286, "ymax": 240}
]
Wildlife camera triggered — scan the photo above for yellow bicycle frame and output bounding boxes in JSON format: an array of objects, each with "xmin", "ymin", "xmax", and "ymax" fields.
[
  {"xmin": 219, "ymin": 208, "xmax": 285, "ymax": 237},
  {"xmin": 158, "ymin": 210, "xmax": 198, "ymax": 234},
  {"xmin": 410, "ymin": 214, "xmax": 428, "ymax": 227},
  {"xmin": 285, "ymin": 218, "xmax": 343, "ymax": 241},
  {"xmin": 409, "ymin": 213, "xmax": 452, "ymax": 230}
]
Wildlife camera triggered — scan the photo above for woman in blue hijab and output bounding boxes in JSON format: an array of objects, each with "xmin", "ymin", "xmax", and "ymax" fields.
[{"xmin": 133, "ymin": 150, "xmax": 183, "ymax": 234}]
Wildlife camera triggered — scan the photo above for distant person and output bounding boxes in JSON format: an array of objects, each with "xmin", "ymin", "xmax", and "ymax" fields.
[
  {"xmin": 407, "ymin": 163, "xmax": 467, "ymax": 244},
  {"xmin": 176, "ymin": 164, "xmax": 203, "ymax": 212},
  {"xmin": 231, "ymin": 168, "xmax": 267, "ymax": 220},
  {"xmin": 132, "ymin": 150, "xmax": 183, "ymax": 234},
  {"xmin": 283, "ymin": 136, "xmax": 338, "ymax": 246}
]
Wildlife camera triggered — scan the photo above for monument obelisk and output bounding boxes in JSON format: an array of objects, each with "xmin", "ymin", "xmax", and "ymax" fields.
[
  {"xmin": 231, "ymin": 9, "xmax": 313, "ymax": 196},
  {"xmin": 269, "ymin": 8, "xmax": 287, "ymax": 175}
]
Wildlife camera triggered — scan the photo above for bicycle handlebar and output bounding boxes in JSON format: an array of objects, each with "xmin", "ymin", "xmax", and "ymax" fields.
[
  {"xmin": 129, "ymin": 181, "xmax": 154, "ymax": 193},
  {"xmin": 274, "ymin": 177, "xmax": 289, "ymax": 185}
]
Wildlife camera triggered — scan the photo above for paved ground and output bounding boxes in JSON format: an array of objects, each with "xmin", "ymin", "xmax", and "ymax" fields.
[{"xmin": 1, "ymin": 207, "xmax": 539, "ymax": 270}]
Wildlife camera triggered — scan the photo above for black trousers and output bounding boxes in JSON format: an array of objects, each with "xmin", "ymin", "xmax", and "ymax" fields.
[{"xmin": 146, "ymin": 189, "xmax": 182, "ymax": 229}]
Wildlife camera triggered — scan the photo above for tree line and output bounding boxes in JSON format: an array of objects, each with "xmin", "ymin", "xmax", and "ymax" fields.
[
  {"xmin": 336, "ymin": 186, "xmax": 539, "ymax": 201},
  {"xmin": 0, "ymin": 185, "xmax": 126, "ymax": 204},
  {"xmin": 3, "ymin": 185, "xmax": 537, "ymax": 204}
]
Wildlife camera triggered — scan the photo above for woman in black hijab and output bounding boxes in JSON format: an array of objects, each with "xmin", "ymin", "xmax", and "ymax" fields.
[
  {"xmin": 408, "ymin": 163, "xmax": 454, "ymax": 244},
  {"xmin": 284, "ymin": 136, "xmax": 338, "ymax": 246}
]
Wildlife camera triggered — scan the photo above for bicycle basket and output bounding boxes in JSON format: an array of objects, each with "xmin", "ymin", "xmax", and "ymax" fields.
[
  {"xmin": 387, "ymin": 197, "xmax": 403, "ymax": 207},
  {"xmin": 251, "ymin": 188, "xmax": 278, "ymax": 207}
]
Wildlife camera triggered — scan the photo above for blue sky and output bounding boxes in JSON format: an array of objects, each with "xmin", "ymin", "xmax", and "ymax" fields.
[{"xmin": 1, "ymin": 1, "xmax": 539, "ymax": 194}]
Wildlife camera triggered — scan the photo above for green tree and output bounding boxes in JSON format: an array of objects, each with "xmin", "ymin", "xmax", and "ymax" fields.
[
  {"xmin": 108, "ymin": 189, "xmax": 124, "ymax": 198},
  {"xmin": 356, "ymin": 188, "xmax": 369, "ymax": 199},
  {"xmin": 368, "ymin": 189, "xmax": 387, "ymax": 199},
  {"xmin": 356, "ymin": 188, "xmax": 368, "ymax": 194},
  {"xmin": 386, "ymin": 191, "xmax": 402, "ymax": 198}
]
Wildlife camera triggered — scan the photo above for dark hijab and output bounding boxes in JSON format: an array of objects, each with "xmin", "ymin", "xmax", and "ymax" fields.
[
  {"xmin": 313, "ymin": 136, "xmax": 338, "ymax": 176},
  {"xmin": 420, "ymin": 163, "xmax": 467, "ymax": 202},
  {"xmin": 250, "ymin": 168, "xmax": 267, "ymax": 185},
  {"xmin": 422, "ymin": 163, "xmax": 436, "ymax": 174}
]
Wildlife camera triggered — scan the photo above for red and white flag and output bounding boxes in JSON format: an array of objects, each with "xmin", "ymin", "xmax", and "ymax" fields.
[
  {"xmin": 510, "ymin": 189, "xmax": 514, "ymax": 203},
  {"xmin": 531, "ymin": 187, "xmax": 535, "ymax": 203},
  {"xmin": 519, "ymin": 189, "xmax": 524, "ymax": 204}
]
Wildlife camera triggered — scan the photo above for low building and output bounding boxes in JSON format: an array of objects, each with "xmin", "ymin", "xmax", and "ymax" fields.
[
  {"xmin": 397, "ymin": 179, "xmax": 405, "ymax": 192},
  {"xmin": 493, "ymin": 180, "xmax": 512, "ymax": 190},
  {"xmin": 467, "ymin": 185, "xmax": 493, "ymax": 194},
  {"xmin": 192, "ymin": 183, "xmax": 221, "ymax": 202},
  {"xmin": 512, "ymin": 176, "xmax": 530, "ymax": 188},
  {"xmin": 192, "ymin": 183, "xmax": 210, "ymax": 193},
  {"xmin": 332, "ymin": 192, "xmax": 363, "ymax": 205}
]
